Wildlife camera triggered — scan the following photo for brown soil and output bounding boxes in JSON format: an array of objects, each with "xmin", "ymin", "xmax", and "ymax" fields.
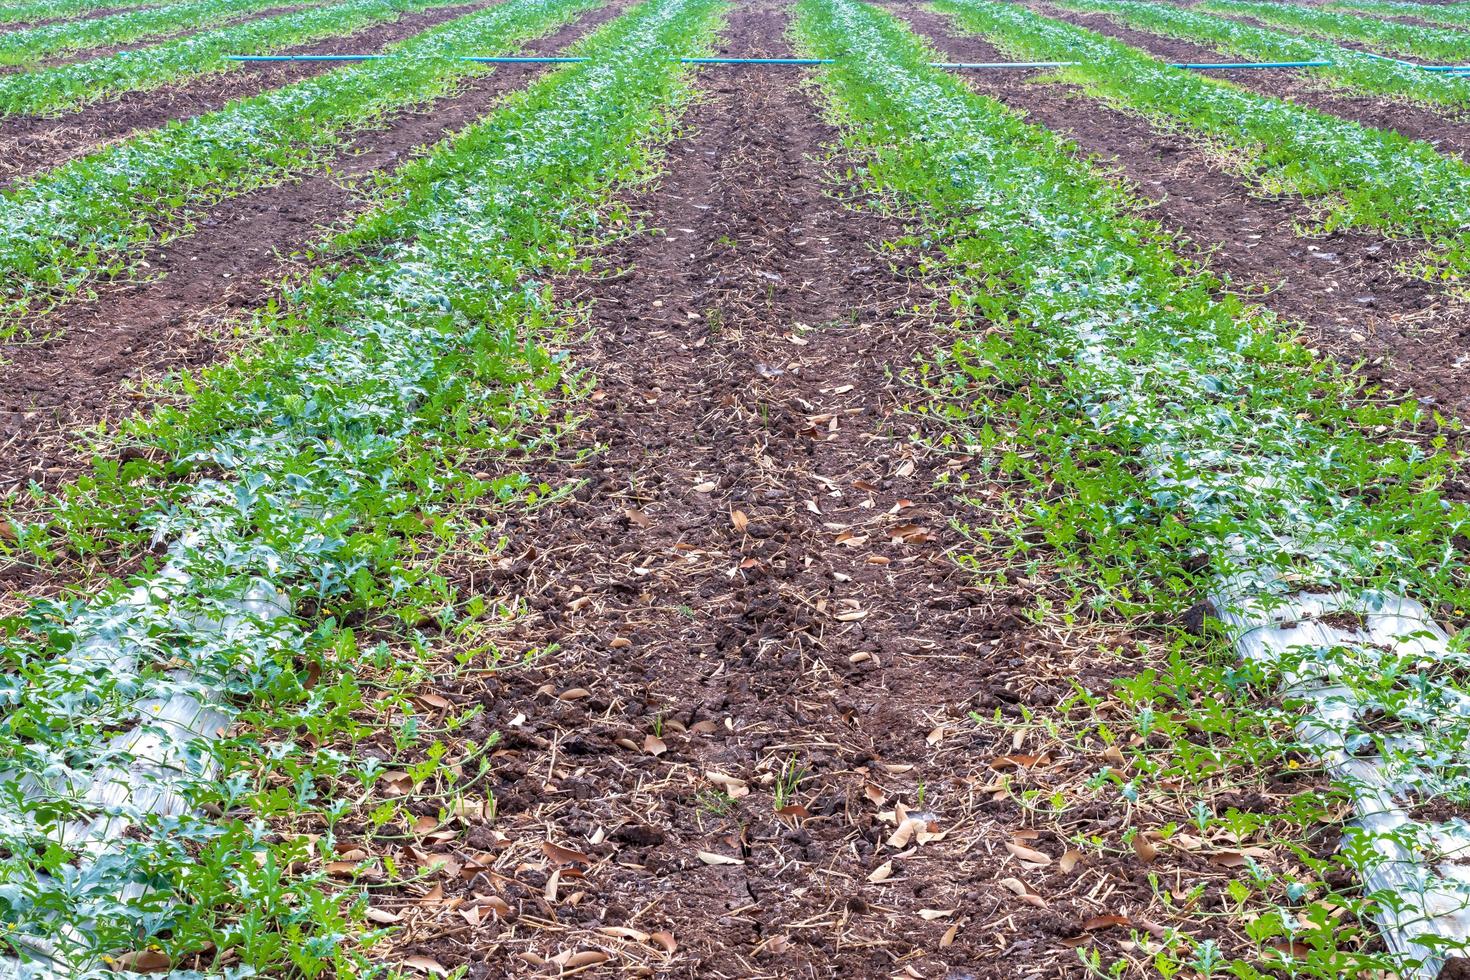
[
  {"xmin": 892, "ymin": 3, "xmax": 1470, "ymax": 421},
  {"xmin": 0, "ymin": 0, "xmax": 491, "ymax": 186},
  {"xmin": 360, "ymin": 3, "xmax": 1285, "ymax": 977},
  {"xmin": 1034, "ymin": 3, "xmax": 1470, "ymax": 160},
  {"xmin": 0, "ymin": 0, "xmax": 628, "ymax": 516}
]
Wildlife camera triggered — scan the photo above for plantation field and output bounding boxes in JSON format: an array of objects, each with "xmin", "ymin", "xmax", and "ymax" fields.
[{"xmin": 5, "ymin": 0, "xmax": 1470, "ymax": 976}]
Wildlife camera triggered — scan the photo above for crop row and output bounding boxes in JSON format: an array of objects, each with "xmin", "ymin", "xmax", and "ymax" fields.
[
  {"xmin": 798, "ymin": 0, "xmax": 1470, "ymax": 971},
  {"xmin": 1328, "ymin": 0, "xmax": 1470, "ymax": 29},
  {"xmin": 0, "ymin": 0, "xmax": 600, "ymax": 336},
  {"xmin": 0, "ymin": 0, "xmax": 154, "ymax": 28},
  {"xmin": 0, "ymin": 0, "xmax": 475, "ymax": 116},
  {"xmin": 1049, "ymin": 0, "xmax": 1470, "ymax": 110},
  {"xmin": 934, "ymin": 0, "xmax": 1470, "ymax": 279},
  {"xmin": 1202, "ymin": 0, "xmax": 1470, "ymax": 64},
  {"xmin": 0, "ymin": 0, "xmax": 721, "ymax": 969},
  {"xmin": 0, "ymin": 0, "xmax": 309, "ymax": 67}
]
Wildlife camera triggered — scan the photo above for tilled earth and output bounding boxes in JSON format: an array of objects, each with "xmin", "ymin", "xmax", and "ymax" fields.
[
  {"xmin": 0, "ymin": 0, "xmax": 1441, "ymax": 974},
  {"xmin": 890, "ymin": 2, "xmax": 1470, "ymax": 422},
  {"xmin": 371, "ymin": 3, "xmax": 1299, "ymax": 977}
]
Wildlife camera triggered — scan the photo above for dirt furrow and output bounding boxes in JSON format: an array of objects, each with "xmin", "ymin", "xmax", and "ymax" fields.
[
  {"xmin": 1031, "ymin": 2, "xmax": 1470, "ymax": 158},
  {"xmin": 888, "ymin": 3, "xmax": 1470, "ymax": 422},
  {"xmin": 0, "ymin": 0, "xmax": 628, "ymax": 513},
  {"xmin": 371, "ymin": 3, "xmax": 1154, "ymax": 977},
  {"xmin": 0, "ymin": 0, "xmax": 490, "ymax": 186}
]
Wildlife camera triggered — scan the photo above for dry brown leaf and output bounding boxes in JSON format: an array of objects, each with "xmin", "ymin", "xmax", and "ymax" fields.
[
  {"xmin": 887, "ymin": 818, "xmax": 924, "ymax": 849},
  {"xmin": 919, "ymin": 908, "xmax": 955, "ymax": 921},
  {"xmin": 940, "ymin": 921, "xmax": 960, "ymax": 947},
  {"xmin": 381, "ymin": 771, "xmax": 414, "ymax": 795},
  {"xmin": 598, "ymin": 926, "xmax": 652, "ymax": 942},
  {"xmin": 1132, "ymin": 834, "xmax": 1159, "ymax": 864},
  {"xmin": 364, "ymin": 906, "xmax": 402, "ymax": 924},
  {"xmin": 990, "ymin": 753, "xmax": 1051, "ymax": 770},
  {"xmin": 1059, "ymin": 848, "xmax": 1083, "ymax": 873},
  {"xmin": 1083, "ymin": 914, "xmax": 1132, "ymax": 931},
  {"xmin": 401, "ymin": 956, "xmax": 448, "ymax": 977},
  {"xmin": 609, "ymin": 636, "xmax": 632, "ymax": 650},
  {"xmin": 558, "ymin": 688, "xmax": 591, "ymax": 701},
  {"xmin": 697, "ymin": 850, "xmax": 744, "ymax": 866},
  {"xmin": 997, "ymin": 876, "xmax": 1048, "ymax": 909},
  {"xmin": 693, "ymin": 481, "xmax": 717, "ymax": 493},
  {"xmin": 706, "ymin": 771, "xmax": 749, "ymax": 798},
  {"xmin": 834, "ymin": 608, "xmax": 868, "ymax": 622},
  {"xmin": 868, "ymin": 861, "xmax": 894, "ymax": 883},
  {"xmin": 1269, "ymin": 940, "xmax": 1312, "ymax": 958},
  {"xmin": 0, "ymin": 521, "xmax": 15, "ymax": 543},
  {"xmin": 651, "ymin": 932, "xmax": 677, "ymax": 953},
  {"xmin": 643, "ymin": 734, "xmax": 667, "ymax": 757},
  {"xmin": 624, "ymin": 508, "xmax": 651, "ymax": 528},
  {"xmin": 691, "ymin": 719, "xmax": 719, "ymax": 734},
  {"xmin": 731, "ymin": 510, "xmax": 749, "ymax": 532},
  {"xmin": 563, "ymin": 951, "xmax": 611, "ymax": 969},
  {"xmin": 864, "ymin": 783, "xmax": 887, "ymax": 806},
  {"xmin": 542, "ymin": 841, "xmax": 593, "ymax": 866},
  {"xmin": 1209, "ymin": 850, "xmax": 1248, "ymax": 868},
  {"xmin": 113, "ymin": 951, "xmax": 171, "ymax": 973},
  {"xmin": 1005, "ymin": 841, "xmax": 1051, "ymax": 865}
]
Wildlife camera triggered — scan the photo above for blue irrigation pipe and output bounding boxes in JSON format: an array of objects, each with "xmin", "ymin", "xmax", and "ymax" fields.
[
  {"xmin": 226, "ymin": 53, "xmax": 1328, "ymax": 69},
  {"xmin": 681, "ymin": 56, "xmax": 831, "ymax": 64},
  {"xmin": 226, "ymin": 53, "xmax": 590, "ymax": 62},
  {"xmin": 1166, "ymin": 59, "xmax": 1332, "ymax": 69}
]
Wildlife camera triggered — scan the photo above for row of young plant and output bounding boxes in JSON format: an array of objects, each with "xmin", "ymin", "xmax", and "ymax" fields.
[
  {"xmin": 0, "ymin": 0, "xmax": 153, "ymax": 28},
  {"xmin": 0, "ymin": 0, "xmax": 600, "ymax": 339},
  {"xmin": 0, "ymin": 0, "xmax": 473, "ymax": 116},
  {"xmin": 799, "ymin": 0, "xmax": 1470, "ymax": 973},
  {"xmin": 0, "ymin": 0, "xmax": 307, "ymax": 67},
  {"xmin": 932, "ymin": 0, "xmax": 1470, "ymax": 283},
  {"xmin": 1047, "ymin": 0, "xmax": 1470, "ymax": 110},
  {"xmin": 0, "ymin": 0, "xmax": 721, "ymax": 970},
  {"xmin": 1328, "ymin": 0, "xmax": 1470, "ymax": 29},
  {"xmin": 1200, "ymin": 0, "xmax": 1470, "ymax": 65}
]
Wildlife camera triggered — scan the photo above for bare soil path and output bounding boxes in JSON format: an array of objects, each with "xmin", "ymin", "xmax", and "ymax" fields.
[
  {"xmin": 891, "ymin": 3, "xmax": 1470, "ymax": 422},
  {"xmin": 0, "ymin": 0, "xmax": 489, "ymax": 186},
  {"xmin": 371, "ymin": 2, "xmax": 1230, "ymax": 977},
  {"xmin": 0, "ymin": 0, "xmax": 627, "ymax": 512}
]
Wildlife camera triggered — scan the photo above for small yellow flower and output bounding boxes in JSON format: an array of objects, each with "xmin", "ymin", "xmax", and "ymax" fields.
[{"xmin": 1287, "ymin": 759, "xmax": 1301, "ymax": 770}]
